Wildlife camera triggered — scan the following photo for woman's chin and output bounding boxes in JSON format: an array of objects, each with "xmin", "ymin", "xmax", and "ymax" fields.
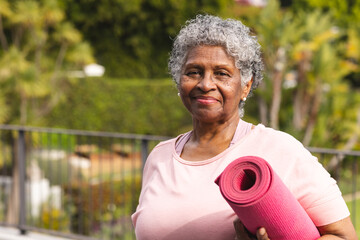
[{"xmin": 192, "ymin": 112, "xmax": 226, "ymax": 123}]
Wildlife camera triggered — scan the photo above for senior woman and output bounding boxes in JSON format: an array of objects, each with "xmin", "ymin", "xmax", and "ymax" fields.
[{"xmin": 131, "ymin": 15, "xmax": 357, "ymax": 240}]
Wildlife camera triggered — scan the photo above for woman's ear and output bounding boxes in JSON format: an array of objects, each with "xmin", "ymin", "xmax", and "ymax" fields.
[{"xmin": 241, "ymin": 77, "xmax": 253, "ymax": 100}]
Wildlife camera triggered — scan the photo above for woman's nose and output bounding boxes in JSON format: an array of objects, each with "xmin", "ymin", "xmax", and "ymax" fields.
[{"xmin": 198, "ymin": 72, "xmax": 216, "ymax": 92}]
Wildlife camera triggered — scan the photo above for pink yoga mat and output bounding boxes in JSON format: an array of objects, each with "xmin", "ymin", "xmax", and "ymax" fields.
[{"xmin": 215, "ymin": 156, "xmax": 320, "ymax": 240}]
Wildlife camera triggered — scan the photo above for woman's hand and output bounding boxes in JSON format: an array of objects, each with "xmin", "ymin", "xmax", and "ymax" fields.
[{"xmin": 233, "ymin": 218, "xmax": 270, "ymax": 240}]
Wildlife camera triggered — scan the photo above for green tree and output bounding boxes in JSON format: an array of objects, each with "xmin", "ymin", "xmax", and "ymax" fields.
[
  {"xmin": 291, "ymin": 0, "xmax": 360, "ymax": 26},
  {"xmin": 243, "ymin": 0, "xmax": 360, "ymax": 149},
  {"xmin": 249, "ymin": 0, "xmax": 301, "ymax": 129},
  {"xmin": 0, "ymin": 0, "xmax": 11, "ymax": 122},
  {"xmin": 285, "ymin": 11, "xmax": 360, "ymax": 147},
  {"xmin": 63, "ymin": 0, "xmax": 235, "ymax": 78},
  {"xmin": 0, "ymin": 0, "xmax": 94, "ymax": 125}
]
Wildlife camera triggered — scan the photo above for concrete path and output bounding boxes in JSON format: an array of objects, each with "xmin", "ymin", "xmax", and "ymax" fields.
[{"xmin": 0, "ymin": 226, "xmax": 71, "ymax": 240}]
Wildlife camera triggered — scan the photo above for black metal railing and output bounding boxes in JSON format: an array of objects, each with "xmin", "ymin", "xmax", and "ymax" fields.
[
  {"xmin": 0, "ymin": 125, "xmax": 359, "ymax": 239},
  {"xmin": 307, "ymin": 146, "xmax": 360, "ymax": 230},
  {"xmin": 0, "ymin": 125, "xmax": 168, "ymax": 240}
]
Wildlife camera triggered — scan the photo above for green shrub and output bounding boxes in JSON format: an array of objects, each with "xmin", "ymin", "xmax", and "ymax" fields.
[{"xmin": 47, "ymin": 78, "xmax": 192, "ymax": 136}]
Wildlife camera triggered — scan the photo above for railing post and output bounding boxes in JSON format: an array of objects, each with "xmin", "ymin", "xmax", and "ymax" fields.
[
  {"xmin": 18, "ymin": 129, "xmax": 26, "ymax": 235},
  {"xmin": 141, "ymin": 139, "xmax": 148, "ymax": 171},
  {"xmin": 352, "ymin": 159, "xmax": 357, "ymax": 228}
]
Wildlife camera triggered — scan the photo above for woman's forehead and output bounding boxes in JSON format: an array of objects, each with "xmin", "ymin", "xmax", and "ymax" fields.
[{"xmin": 184, "ymin": 45, "xmax": 236, "ymax": 66}]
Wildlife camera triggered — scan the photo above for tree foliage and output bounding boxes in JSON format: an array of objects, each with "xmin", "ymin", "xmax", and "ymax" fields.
[
  {"xmin": 244, "ymin": 0, "xmax": 360, "ymax": 148},
  {"xmin": 63, "ymin": 0, "xmax": 235, "ymax": 78},
  {"xmin": 0, "ymin": 0, "xmax": 94, "ymax": 125},
  {"xmin": 291, "ymin": 0, "xmax": 360, "ymax": 26},
  {"xmin": 1, "ymin": 0, "xmax": 360, "ymax": 150}
]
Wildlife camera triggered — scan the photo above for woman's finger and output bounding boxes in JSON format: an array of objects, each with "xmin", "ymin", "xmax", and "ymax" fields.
[
  {"xmin": 233, "ymin": 218, "xmax": 259, "ymax": 240},
  {"xmin": 256, "ymin": 227, "xmax": 270, "ymax": 240},
  {"xmin": 233, "ymin": 218, "xmax": 252, "ymax": 240}
]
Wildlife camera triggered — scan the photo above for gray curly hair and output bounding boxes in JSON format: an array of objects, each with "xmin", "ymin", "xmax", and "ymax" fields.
[{"xmin": 168, "ymin": 14, "xmax": 263, "ymax": 117}]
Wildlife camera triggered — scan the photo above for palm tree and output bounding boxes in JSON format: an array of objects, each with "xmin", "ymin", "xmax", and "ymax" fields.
[
  {"xmin": 252, "ymin": 0, "xmax": 360, "ymax": 148},
  {"xmin": 288, "ymin": 10, "xmax": 359, "ymax": 146},
  {"xmin": 251, "ymin": 0, "xmax": 302, "ymax": 129}
]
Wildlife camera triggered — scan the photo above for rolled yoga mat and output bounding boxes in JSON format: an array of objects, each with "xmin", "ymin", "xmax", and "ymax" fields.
[{"xmin": 215, "ymin": 156, "xmax": 320, "ymax": 240}]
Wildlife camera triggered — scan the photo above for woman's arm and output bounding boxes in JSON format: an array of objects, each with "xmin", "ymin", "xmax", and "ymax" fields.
[
  {"xmin": 234, "ymin": 217, "xmax": 358, "ymax": 240},
  {"xmin": 317, "ymin": 217, "xmax": 357, "ymax": 240}
]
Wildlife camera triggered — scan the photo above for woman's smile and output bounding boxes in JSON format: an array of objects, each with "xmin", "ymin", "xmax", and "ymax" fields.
[{"xmin": 193, "ymin": 95, "xmax": 219, "ymax": 105}]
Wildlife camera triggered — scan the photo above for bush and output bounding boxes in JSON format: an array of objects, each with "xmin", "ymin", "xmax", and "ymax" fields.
[{"xmin": 47, "ymin": 78, "xmax": 192, "ymax": 136}]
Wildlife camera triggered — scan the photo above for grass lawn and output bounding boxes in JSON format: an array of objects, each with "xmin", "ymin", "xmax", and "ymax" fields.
[{"xmin": 346, "ymin": 198, "xmax": 360, "ymax": 238}]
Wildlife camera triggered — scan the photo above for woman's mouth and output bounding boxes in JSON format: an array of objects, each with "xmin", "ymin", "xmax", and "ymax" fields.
[{"xmin": 194, "ymin": 96, "xmax": 219, "ymax": 104}]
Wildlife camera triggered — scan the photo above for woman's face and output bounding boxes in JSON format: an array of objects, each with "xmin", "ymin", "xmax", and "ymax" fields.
[{"xmin": 179, "ymin": 45, "xmax": 252, "ymax": 123}]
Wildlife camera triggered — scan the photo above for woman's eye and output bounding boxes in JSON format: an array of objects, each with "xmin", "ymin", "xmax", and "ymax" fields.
[
  {"xmin": 186, "ymin": 71, "xmax": 200, "ymax": 76},
  {"xmin": 216, "ymin": 71, "xmax": 230, "ymax": 77}
]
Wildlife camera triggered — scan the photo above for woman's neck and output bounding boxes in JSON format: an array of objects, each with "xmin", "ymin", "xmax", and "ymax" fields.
[
  {"xmin": 191, "ymin": 115, "xmax": 240, "ymax": 147},
  {"xmin": 179, "ymin": 115, "xmax": 240, "ymax": 161},
  {"xmin": 192, "ymin": 118, "xmax": 240, "ymax": 142}
]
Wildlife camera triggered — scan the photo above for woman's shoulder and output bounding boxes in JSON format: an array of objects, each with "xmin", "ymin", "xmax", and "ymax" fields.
[
  {"xmin": 251, "ymin": 124, "xmax": 306, "ymax": 150},
  {"xmin": 148, "ymin": 137, "xmax": 177, "ymax": 157},
  {"xmin": 145, "ymin": 132, "xmax": 188, "ymax": 163},
  {"xmin": 154, "ymin": 137, "xmax": 177, "ymax": 149},
  {"xmin": 242, "ymin": 123, "xmax": 317, "ymax": 171}
]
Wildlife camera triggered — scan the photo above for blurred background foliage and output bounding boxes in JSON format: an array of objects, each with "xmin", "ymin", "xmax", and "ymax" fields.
[{"xmin": 0, "ymin": 0, "xmax": 359, "ymax": 150}]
